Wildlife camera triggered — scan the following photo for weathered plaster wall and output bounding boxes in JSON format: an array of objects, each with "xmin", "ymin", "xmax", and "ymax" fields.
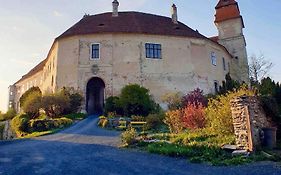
[{"xmin": 55, "ymin": 33, "xmax": 232, "ymax": 110}]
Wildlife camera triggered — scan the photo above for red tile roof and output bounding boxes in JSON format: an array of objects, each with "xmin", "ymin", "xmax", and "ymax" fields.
[
  {"xmin": 215, "ymin": 0, "xmax": 237, "ymax": 9},
  {"xmin": 57, "ymin": 12, "xmax": 207, "ymax": 39},
  {"xmin": 215, "ymin": 0, "xmax": 241, "ymax": 23}
]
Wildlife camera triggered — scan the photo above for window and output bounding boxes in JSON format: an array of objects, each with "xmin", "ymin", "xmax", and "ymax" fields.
[
  {"xmin": 145, "ymin": 43, "xmax": 162, "ymax": 59},
  {"xmin": 222, "ymin": 57, "xmax": 226, "ymax": 71},
  {"xmin": 211, "ymin": 52, "xmax": 217, "ymax": 66},
  {"xmin": 91, "ymin": 43, "xmax": 100, "ymax": 59}
]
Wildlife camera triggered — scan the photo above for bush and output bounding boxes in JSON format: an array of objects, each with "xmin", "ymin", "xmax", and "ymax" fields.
[
  {"xmin": 205, "ymin": 85, "xmax": 255, "ymax": 135},
  {"xmin": 0, "ymin": 123, "xmax": 4, "ymax": 140},
  {"xmin": 98, "ymin": 116, "xmax": 108, "ymax": 128},
  {"xmin": 131, "ymin": 116, "xmax": 145, "ymax": 121},
  {"xmin": 41, "ymin": 93, "xmax": 70, "ymax": 118},
  {"xmin": 182, "ymin": 88, "xmax": 208, "ymax": 108},
  {"xmin": 11, "ymin": 114, "xmax": 29, "ymax": 137},
  {"xmin": 121, "ymin": 127, "xmax": 137, "ymax": 145},
  {"xmin": 22, "ymin": 92, "xmax": 42, "ymax": 119},
  {"xmin": 19, "ymin": 86, "xmax": 41, "ymax": 108},
  {"xmin": 164, "ymin": 110, "xmax": 183, "ymax": 134},
  {"xmin": 61, "ymin": 87, "xmax": 83, "ymax": 114},
  {"xmin": 0, "ymin": 108, "xmax": 17, "ymax": 121},
  {"xmin": 64, "ymin": 113, "xmax": 86, "ymax": 120},
  {"xmin": 144, "ymin": 113, "xmax": 165, "ymax": 131},
  {"xmin": 118, "ymin": 84, "xmax": 158, "ymax": 116},
  {"xmin": 29, "ymin": 117, "xmax": 73, "ymax": 132},
  {"xmin": 161, "ymin": 92, "xmax": 183, "ymax": 110},
  {"xmin": 182, "ymin": 103, "xmax": 206, "ymax": 130},
  {"xmin": 104, "ymin": 96, "xmax": 123, "ymax": 115}
]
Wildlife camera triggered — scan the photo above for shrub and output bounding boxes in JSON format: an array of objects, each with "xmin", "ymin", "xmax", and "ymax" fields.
[
  {"xmin": 131, "ymin": 116, "xmax": 145, "ymax": 121},
  {"xmin": 182, "ymin": 103, "xmax": 206, "ymax": 130},
  {"xmin": 0, "ymin": 123, "xmax": 4, "ymax": 140},
  {"xmin": 61, "ymin": 87, "xmax": 83, "ymax": 114},
  {"xmin": 161, "ymin": 92, "xmax": 183, "ymax": 110},
  {"xmin": 205, "ymin": 85, "xmax": 255, "ymax": 135},
  {"xmin": 41, "ymin": 93, "xmax": 70, "ymax": 118},
  {"xmin": 19, "ymin": 86, "xmax": 41, "ymax": 108},
  {"xmin": 182, "ymin": 88, "xmax": 208, "ymax": 108},
  {"xmin": 0, "ymin": 108, "xmax": 17, "ymax": 121},
  {"xmin": 64, "ymin": 113, "xmax": 86, "ymax": 120},
  {"xmin": 121, "ymin": 127, "xmax": 137, "ymax": 145},
  {"xmin": 104, "ymin": 96, "xmax": 123, "ymax": 115},
  {"xmin": 164, "ymin": 110, "xmax": 183, "ymax": 134},
  {"xmin": 118, "ymin": 84, "xmax": 158, "ymax": 116},
  {"xmin": 11, "ymin": 114, "xmax": 29, "ymax": 137},
  {"xmin": 22, "ymin": 92, "xmax": 42, "ymax": 119},
  {"xmin": 29, "ymin": 117, "xmax": 73, "ymax": 132},
  {"xmin": 144, "ymin": 112, "xmax": 165, "ymax": 131},
  {"xmin": 98, "ymin": 116, "xmax": 108, "ymax": 128}
]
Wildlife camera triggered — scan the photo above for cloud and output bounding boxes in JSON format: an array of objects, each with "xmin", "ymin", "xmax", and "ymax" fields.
[{"xmin": 53, "ymin": 10, "xmax": 63, "ymax": 17}]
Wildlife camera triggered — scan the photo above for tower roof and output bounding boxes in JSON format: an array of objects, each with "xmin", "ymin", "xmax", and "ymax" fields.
[
  {"xmin": 215, "ymin": 0, "xmax": 237, "ymax": 9},
  {"xmin": 215, "ymin": 0, "xmax": 242, "ymax": 23}
]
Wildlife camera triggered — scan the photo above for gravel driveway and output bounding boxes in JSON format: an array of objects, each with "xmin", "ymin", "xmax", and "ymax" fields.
[{"xmin": 0, "ymin": 115, "xmax": 281, "ymax": 175}]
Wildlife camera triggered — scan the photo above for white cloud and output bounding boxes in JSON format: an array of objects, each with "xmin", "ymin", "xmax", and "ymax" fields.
[{"xmin": 53, "ymin": 10, "xmax": 63, "ymax": 17}]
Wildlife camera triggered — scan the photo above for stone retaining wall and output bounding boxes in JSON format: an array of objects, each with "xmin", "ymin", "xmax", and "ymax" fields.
[
  {"xmin": 230, "ymin": 96, "xmax": 271, "ymax": 151},
  {"xmin": 0, "ymin": 120, "xmax": 15, "ymax": 140}
]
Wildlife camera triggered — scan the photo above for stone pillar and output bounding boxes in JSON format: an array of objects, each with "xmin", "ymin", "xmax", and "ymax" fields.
[{"xmin": 230, "ymin": 96, "xmax": 271, "ymax": 151}]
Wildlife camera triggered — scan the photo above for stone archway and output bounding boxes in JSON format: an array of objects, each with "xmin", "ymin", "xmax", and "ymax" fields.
[{"xmin": 86, "ymin": 77, "xmax": 105, "ymax": 115}]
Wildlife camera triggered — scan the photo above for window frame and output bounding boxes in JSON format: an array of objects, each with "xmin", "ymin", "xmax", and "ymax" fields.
[
  {"xmin": 145, "ymin": 43, "xmax": 162, "ymax": 59},
  {"xmin": 90, "ymin": 43, "xmax": 101, "ymax": 60},
  {"xmin": 211, "ymin": 52, "xmax": 217, "ymax": 66}
]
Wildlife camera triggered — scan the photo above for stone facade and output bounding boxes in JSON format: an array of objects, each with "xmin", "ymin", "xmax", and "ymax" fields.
[{"xmin": 230, "ymin": 96, "xmax": 271, "ymax": 151}]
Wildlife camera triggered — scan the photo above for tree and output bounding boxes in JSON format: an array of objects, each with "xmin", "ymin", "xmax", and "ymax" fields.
[
  {"xmin": 219, "ymin": 73, "xmax": 241, "ymax": 94},
  {"xmin": 22, "ymin": 92, "xmax": 42, "ymax": 119},
  {"xmin": 249, "ymin": 54, "xmax": 273, "ymax": 83},
  {"xmin": 19, "ymin": 87, "xmax": 42, "ymax": 108},
  {"xmin": 259, "ymin": 77, "xmax": 276, "ymax": 96}
]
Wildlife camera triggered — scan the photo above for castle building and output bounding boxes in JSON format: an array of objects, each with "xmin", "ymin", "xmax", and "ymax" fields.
[{"xmin": 9, "ymin": 0, "xmax": 249, "ymax": 114}]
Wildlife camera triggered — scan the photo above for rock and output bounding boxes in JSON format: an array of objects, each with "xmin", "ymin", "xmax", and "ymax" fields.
[
  {"xmin": 232, "ymin": 150, "xmax": 250, "ymax": 157},
  {"xmin": 222, "ymin": 144, "xmax": 237, "ymax": 150}
]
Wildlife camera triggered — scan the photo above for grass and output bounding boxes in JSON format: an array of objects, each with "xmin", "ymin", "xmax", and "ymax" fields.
[
  {"xmin": 133, "ymin": 129, "xmax": 281, "ymax": 166},
  {"xmin": 21, "ymin": 128, "xmax": 61, "ymax": 139},
  {"xmin": 63, "ymin": 113, "xmax": 87, "ymax": 120}
]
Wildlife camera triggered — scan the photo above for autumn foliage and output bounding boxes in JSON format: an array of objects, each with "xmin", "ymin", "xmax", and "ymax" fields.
[{"xmin": 182, "ymin": 103, "xmax": 206, "ymax": 130}]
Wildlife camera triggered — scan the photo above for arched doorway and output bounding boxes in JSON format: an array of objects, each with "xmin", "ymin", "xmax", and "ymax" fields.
[{"xmin": 86, "ymin": 77, "xmax": 105, "ymax": 115}]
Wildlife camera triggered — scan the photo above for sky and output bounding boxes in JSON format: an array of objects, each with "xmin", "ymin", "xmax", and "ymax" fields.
[{"xmin": 0, "ymin": 0, "xmax": 280, "ymax": 112}]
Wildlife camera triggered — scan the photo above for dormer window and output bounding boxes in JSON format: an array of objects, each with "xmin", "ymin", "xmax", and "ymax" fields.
[
  {"xmin": 145, "ymin": 43, "xmax": 162, "ymax": 59},
  {"xmin": 91, "ymin": 43, "xmax": 100, "ymax": 59}
]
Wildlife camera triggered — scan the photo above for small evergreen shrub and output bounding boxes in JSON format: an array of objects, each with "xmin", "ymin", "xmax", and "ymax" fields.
[
  {"xmin": 29, "ymin": 118, "xmax": 73, "ymax": 132},
  {"xmin": 118, "ymin": 84, "xmax": 158, "ymax": 116},
  {"xmin": 64, "ymin": 113, "xmax": 86, "ymax": 120},
  {"xmin": 104, "ymin": 96, "xmax": 123, "ymax": 115},
  {"xmin": 11, "ymin": 114, "xmax": 29, "ymax": 137}
]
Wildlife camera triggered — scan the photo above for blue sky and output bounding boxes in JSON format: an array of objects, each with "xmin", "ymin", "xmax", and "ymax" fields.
[{"xmin": 0, "ymin": 0, "xmax": 280, "ymax": 112}]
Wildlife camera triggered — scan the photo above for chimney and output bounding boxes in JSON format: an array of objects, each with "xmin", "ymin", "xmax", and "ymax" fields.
[
  {"xmin": 171, "ymin": 4, "xmax": 178, "ymax": 24},
  {"xmin": 112, "ymin": 0, "xmax": 119, "ymax": 17}
]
